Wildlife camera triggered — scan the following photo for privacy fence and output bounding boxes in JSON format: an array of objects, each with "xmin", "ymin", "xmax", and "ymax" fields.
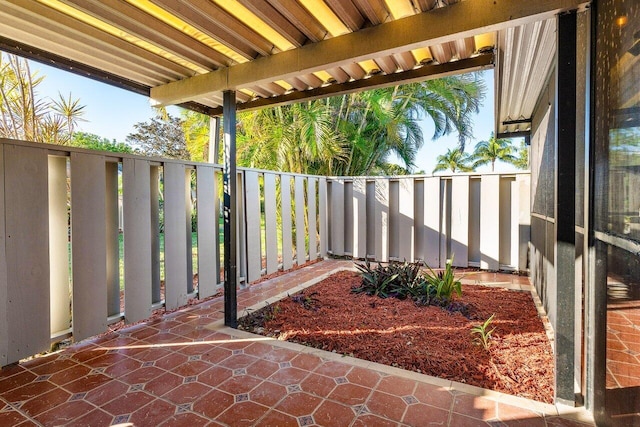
[{"xmin": 0, "ymin": 138, "xmax": 529, "ymax": 365}]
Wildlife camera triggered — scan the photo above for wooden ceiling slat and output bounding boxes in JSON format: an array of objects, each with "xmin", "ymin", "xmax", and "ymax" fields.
[
  {"xmin": 59, "ymin": 0, "xmax": 229, "ymax": 69},
  {"xmin": 342, "ymin": 63, "xmax": 366, "ymax": 80},
  {"xmin": 324, "ymin": 0, "xmax": 365, "ymax": 31},
  {"xmin": 297, "ymin": 73, "xmax": 324, "ymax": 88},
  {"xmin": 453, "ymin": 37, "xmax": 476, "ymax": 59},
  {"xmin": 248, "ymin": 85, "xmax": 274, "ymax": 98},
  {"xmin": 267, "ymin": 0, "xmax": 327, "ymax": 42},
  {"xmin": 238, "ymin": 0, "xmax": 307, "ymax": 47},
  {"xmin": 326, "ymin": 67, "xmax": 351, "ymax": 83},
  {"xmin": 393, "ymin": 51, "xmax": 416, "ymax": 71},
  {"xmin": 260, "ymin": 82, "xmax": 287, "ymax": 96},
  {"xmin": 157, "ymin": 0, "xmax": 275, "ymax": 58},
  {"xmin": 285, "ymin": 77, "xmax": 309, "ymax": 91},
  {"xmin": 430, "ymin": 41, "xmax": 455, "ymax": 63},
  {"xmin": 374, "ymin": 56, "xmax": 398, "ymax": 74},
  {"xmin": 413, "ymin": 0, "xmax": 438, "ymax": 12},
  {"xmin": 1, "ymin": 2, "xmax": 188, "ymax": 82},
  {"xmin": 351, "ymin": 0, "xmax": 390, "ymax": 25}
]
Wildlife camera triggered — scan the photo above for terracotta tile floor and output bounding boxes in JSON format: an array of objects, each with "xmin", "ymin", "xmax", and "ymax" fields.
[{"xmin": 0, "ymin": 259, "xmax": 594, "ymax": 426}]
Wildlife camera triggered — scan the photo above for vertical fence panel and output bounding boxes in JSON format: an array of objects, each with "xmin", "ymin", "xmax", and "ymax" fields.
[
  {"xmin": 71, "ymin": 153, "xmax": 108, "ymax": 341},
  {"xmin": 510, "ymin": 179, "xmax": 519, "ymax": 268},
  {"xmin": 374, "ymin": 178, "xmax": 389, "ymax": 262},
  {"xmin": 3, "ymin": 145, "xmax": 50, "ymax": 363},
  {"xmin": 164, "ymin": 163, "xmax": 189, "ymax": 309},
  {"xmin": 451, "ymin": 176, "xmax": 470, "ymax": 267},
  {"xmin": 481, "ymin": 175, "xmax": 500, "ymax": 270},
  {"xmin": 281, "ymin": 175, "xmax": 293, "ymax": 270},
  {"xmin": 468, "ymin": 178, "xmax": 482, "ymax": 265},
  {"xmin": 236, "ymin": 172, "xmax": 247, "ymax": 283},
  {"xmin": 352, "ymin": 178, "xmax": 367, "ymax": 259},
  {"xmin": 245, "ymin": 171, "xmax": 262, "ymax": 282},
  {"xmin": 440, "ymin": 179, "xmax": 451, "ymax": 267},
  {"xmin": 319, "ymin": 178, "xmax": 328, "ymax": 258},
  {"xmin": 398, "ymin": 178, "xmax": 415, "ymax": 261},
  {"xmin": 0, "ymin": 145, "xmax": 6, "ymax": 366},
  {"xmin": 330, "ymin": 179, "xmax": 345, "ymax": 256},
  {"xmin": 423, "ymin": 177, "xmax": 441, "ymax": 268},
  {"xmin": 295, "ymin": 176, "xmax": 306, "ymax": 265},
  {"xmin": 307, "ymin": 177, "xmax": 317, "ymax": 260},
  {"xmin": 414, "ymin": 179, "xmax": 425, "ymax": 262},
  {"xmin": 517, "ymin": 175, "xmax": 531, "ymax": 271},
  {"xmin": 344, "ymin": 181, "xmax": 353, "ymax": 255},
  {"xmin": 185, "ymin": 169, "xmax": 194, "ymax": 294},
  {"xmin": 106, "ymin": 163, "xmax": 121, "ymax": 317},
  {"xmin": 196, "ymin": 165, "xmax": 219, "ymax": 298},
  {"xmin": 263, "ymin": 173, "xmax": 278, "ymax": 273},
  {"xmin": 499, "ymin": 178, "xmax": 513, "ymax": 267},
  {"xmin": 123, "ymin": 158, "xmax": 152, "ymax": 323},
  {"xmin": 150, "ymin": 166, "xmax": 161, "ymax": 304},
  {"xmin": 49, "ymin": 156, "xmax": 70, "ymax": 336}
]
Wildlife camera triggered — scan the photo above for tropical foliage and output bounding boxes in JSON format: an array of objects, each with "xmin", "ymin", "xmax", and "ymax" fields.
[
  {"xmin": 432, "ymin": 148, "xmax": 474, "ymax": 173},
  {"xmin": 237, "ymin": 74, "xmax": 485, "ymax": 176},
  {"xmin": 72, "ymin": 132, "xmax": 136, "ymax": 154},
  {"xmin": 472, "ymin": 133, "xmax": 517, "ymax": 171},
  {"xmin": 0, "ymin": 53, "xmax": 85, "ymax": 144},
  {"xmin": 126, "ymin": 115, "xmax": 190, "ymax": 160}
]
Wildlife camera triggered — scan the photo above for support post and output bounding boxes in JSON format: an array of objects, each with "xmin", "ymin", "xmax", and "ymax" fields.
[
  {"xmin": 209, "ymin": 116, "xmax": 221, "ymax": 164},
  {"xmin": 554, "ymin": 10, "xmax": 577, "ymax": 405},
  {"xmin": 223, "ymin": 91, "xmax": 237, "ymax": 328}
]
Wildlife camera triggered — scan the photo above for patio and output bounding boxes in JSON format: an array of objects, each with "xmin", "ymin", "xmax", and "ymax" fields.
[{"xmin": 0, "ymin": 259, "xmax": 594, "ymax": 426}]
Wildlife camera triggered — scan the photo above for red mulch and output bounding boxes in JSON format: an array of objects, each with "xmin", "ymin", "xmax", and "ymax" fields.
[{"xmin": 241, "ymin": 270, "xmax": 555, "ymax": 403}]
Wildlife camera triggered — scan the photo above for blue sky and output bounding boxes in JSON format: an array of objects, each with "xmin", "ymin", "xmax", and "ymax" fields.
[{"xmin": 30, "ymin": 61, "xmax": 517, "ymax": 174}]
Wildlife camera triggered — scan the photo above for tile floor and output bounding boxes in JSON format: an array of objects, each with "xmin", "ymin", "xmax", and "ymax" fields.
[{"xmin": 0, "ymin": 259, "xmax": 595, "ymax": 426}]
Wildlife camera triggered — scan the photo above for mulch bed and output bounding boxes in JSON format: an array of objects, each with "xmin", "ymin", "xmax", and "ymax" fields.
[{"xmin": 239, "ymin": 270, "xmax": 555, "ymax": 403}]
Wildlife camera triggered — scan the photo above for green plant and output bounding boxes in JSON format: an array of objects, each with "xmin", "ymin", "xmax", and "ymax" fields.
[
  {"xmin": 352, "ymin": 260, "xmax": 421, "ymax": 299},
  {"xmin": 471, "ymin": 314, "xmax": 496, "ymax": 350},
  {"xmin": 423, "ymin": 258, "xmax": 462, "ymax": 305}
]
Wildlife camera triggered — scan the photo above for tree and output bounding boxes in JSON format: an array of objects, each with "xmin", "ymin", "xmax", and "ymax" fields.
[
  {"xmin": 471, "ymin": 133, "xmax": 517, "ymax": 172},
  {"xmin": 52, "ymin": 92, "xmax": 86, "ymax": 142},
  {"xmin": 72, "ymin": 132, "xmax": 136, "ymax": 154},
  {"xmin": 513, "ymin": 140, "xmax": 529, "ymax": 170},
  {"xmin": 236, "ymin": 73, "xmax": 485, "ymax": 176},
  {"xmin": 126, "ymin": 115, "xmax": 190, "ymax": 160},
  {"xmin": 181, "ymin": 109, "xmax": 210, "ymax": 162},
  {"xmin": 432, "ymin": 148, "xmax": 474, "ymax": 173},
  {"xmin": 0, "ymin": 53, "xmax": 85, "ymax": 144}
]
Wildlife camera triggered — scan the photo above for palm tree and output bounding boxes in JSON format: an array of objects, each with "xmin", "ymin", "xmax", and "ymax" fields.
[
  {"xmin": 471, "ymin": 133, "xmax": 517, "ymax": 171},
  {"xmin": 52, "ymin": 92, "xmax": 86, "ymax": 143},
  {"xmin": 432, "ymin": 148, "xmax": 474, "ymax": 173}
]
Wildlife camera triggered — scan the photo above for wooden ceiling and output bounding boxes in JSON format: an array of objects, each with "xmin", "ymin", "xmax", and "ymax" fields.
[{"xmin": 0, "ymin": 0, "xmax": 588, "ymax": 118}]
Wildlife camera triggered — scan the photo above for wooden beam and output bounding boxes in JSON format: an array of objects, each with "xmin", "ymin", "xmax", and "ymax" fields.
[
  {"xmin": 208, "ymin": 53, "xmax": 493, "ymax": 116},
  {"xmin": 151, "ymin": 0, "xmax": 588, "ymax": 106}
]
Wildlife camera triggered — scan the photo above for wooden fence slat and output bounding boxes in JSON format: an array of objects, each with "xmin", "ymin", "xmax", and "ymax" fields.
[
  {"xmin": 451, "ymin": 176, "xmax": 469, "ymax": 267},
  {"xmin": 307, "ymin": 178, "xmax": 317, "ymax": 260},
  {"xmin": 398, "ymin": 178, "xmax": 415, "ymax": 261},
  {"xmin": 150, "ymin": 166, "xmax": 161, "ymax": 304},
  {"xmin": 3, "ymin": 145, "xmax": 50, "ymax": 363},
  {"xmin": 330, "ymin": 180, "xmax": 345, "ymax": 256},
  {"xmin": 164, "ymin": 163, "xmax": 189, "ymax": 309},
  {"xmin": 123, "ymin": 158, "xmax": 152, "ymax": 323},
  {"xmin": 374, "ymin": 179, "xmax": 389, "ymax": 262},
  {"xmin": 295, "ymin": 176, "xmax": 306, "ymax": 265},
  {"xmin": 352, "ymin": 178, "xmax": 366, "ymax": 259},
  {"xmin": 319, "ymin": 178, "xmax": 328, "ymax": 258},
  {"xmin": 71, "ymin": 153, "xmax": 108, "ymax": 341},
  {"xmin": 245, "ymin": 171, "xmax": 262, "ymax": 282},
  {"xmin": 480, "ymin": 175, "xmax": 500, "ymax": 270},
  {"xmin": 49, "ymin": 156, "xmax": 71, "ymax": 335},
  {"xmin": 264, "ymin": 173, "xmax": 278, "ymax": 273},
  {"xmin": 0, "ymin": 145, "xmax": 6, "ymax": 366},
  {"xmin": 281, "ymin": 175, "xmax": 293, "ymax": 270},
  {"xmin": 423, "ymin": 177, "xmax": 441, "ymax": 268},
  {"xmin": 196, "ymin": 165, "xmax": 219, "ymax": 298}
]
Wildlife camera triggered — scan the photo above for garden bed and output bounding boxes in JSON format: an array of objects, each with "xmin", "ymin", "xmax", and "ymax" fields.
[{"xmin": 239, "ymin": 269, "xmax": 555, "ymax": 403}]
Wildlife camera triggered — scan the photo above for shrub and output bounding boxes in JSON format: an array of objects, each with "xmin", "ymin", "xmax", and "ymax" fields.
[
  {"xmin": 421, "ymin": 258, "xmax": 463, "ymax": 306},
  {"xmin": 471, "ymin": 313, "xmax": 496, "ymax": 350}
]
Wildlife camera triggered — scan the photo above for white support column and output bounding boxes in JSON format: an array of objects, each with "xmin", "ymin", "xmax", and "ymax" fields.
[
  {"xmin": 264, "ymin": 173, "xmax": 278, "ymax": 273},
  {"xmin": 48, "ymin": 156, "xmax": 71, "ymax": 336},
  {"xmin": 374, "ymin": 178, "xmax": 389, "ymax": 262},
  {"xmin": 123, "ymin": 158, "xmax": 152, "ymax": 323},
  {"xmin": 451, "ymin": 176, "xmax": 470, "ymax": 267},
  {"xmin": 244, "ymin": 171, "xmax": 262, "ymax": 282},
  {"xmin": 281, "ymin": 175, "xmax": 294, "ymax": 270},
  {"xmin": 196, "ymin": 165, "xmax": 218, "ymax": 298},
  {"xmin": 164, "ymin": 162, "xmax": 189, "ymax": 309},
  {"xmin": 423, "ymin": 177, "xmax": 441, "ymax": 268},
  {"xmin": 480, "ymin": 175, "xmax": 500, "ymax": 270},
  {"xmin": 294, "ymin": 176, "xmax": 307, "ymax": 265}
]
